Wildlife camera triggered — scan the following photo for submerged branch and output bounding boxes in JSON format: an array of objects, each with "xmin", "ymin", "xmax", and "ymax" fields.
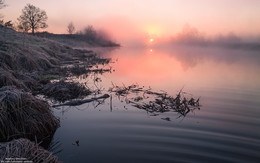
[
  {"xmin": 109, "ymin": 84, "xmax": 200, "ymax": 117},
  {"xmin": 52, "ymin": 94, "xmax": 110, "ymax": 107}
]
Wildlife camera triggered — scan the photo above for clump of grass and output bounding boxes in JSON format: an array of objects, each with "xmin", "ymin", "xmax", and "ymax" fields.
[
  {"xmin": 0, "ymin": 86, "xmax": 59, "ymax": 142},
  {"xmin": 0, "ymin": 50, "xmax": 17, "ymax": 70},
  {"xmin": 0, "ymin": 138, "xmax": 60, "ymax": 163},
  {"xmin": 0, "ymin": 70, "xmax": 24, "ymax": 89},
  {"xmin": 41, "ymin": 80, "xmax": 91, "ymax": 102},
  {"xmin": 89, "ymin": 57, "xmax": 111, "ymax": 65},
  {"xmin": 0, "ymin": 70, "xmax": 49, "ymax": 93},
  {"xmin": 40, "ymin": 74, "xmax": 60, "ymax": 80},
  {"xmin": 12, "ymin": 72, "xmax": 44, "ymax": 92},
  {"xmin": 67, "ymin": 64, "xmax": 89, "ymax": 76}
]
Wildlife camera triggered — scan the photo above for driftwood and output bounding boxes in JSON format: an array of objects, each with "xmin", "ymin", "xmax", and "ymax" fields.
[{"xmin": 52, "ymin": 94, "xmax": 110, "ymax": 107}]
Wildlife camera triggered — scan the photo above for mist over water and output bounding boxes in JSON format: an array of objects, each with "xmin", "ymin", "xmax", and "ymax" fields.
[
  {"xmin": 2, "ymin": 0, "xmax": 260, "ymax": 162},
  {"xmin": 121, "ymin": 24, "xmax": 260, "ymax": 52},
  {"xmin": 54, "ymin": 44, "xmax": 260, "ymax": 162}
]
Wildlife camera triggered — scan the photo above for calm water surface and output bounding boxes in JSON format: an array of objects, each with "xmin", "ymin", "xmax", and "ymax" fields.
[{"xmin": 52, "ymin": 46, "xmax": 260, "ymax": 163}]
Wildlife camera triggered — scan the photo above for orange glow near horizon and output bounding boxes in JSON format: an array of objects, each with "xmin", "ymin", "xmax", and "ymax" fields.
[
  {"xmin": 2, "ymin": 0, "xmax": 260, "ymax": 38},
  {"xmin": 150, "ymin": 38, "xmax": 154, "ymax": 42},
  {"xmin": 145, "ymin": 25, "xmax": 163, "ymax": 36}
]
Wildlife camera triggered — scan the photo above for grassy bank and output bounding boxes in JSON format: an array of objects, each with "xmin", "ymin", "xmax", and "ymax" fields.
[
  {"xmin": 0, "ymin": 25, "xmax": 112, "ymax": 162},
  {"xmin": 34, "ymin": 32, "xmax": 120, "ymax": 47}
]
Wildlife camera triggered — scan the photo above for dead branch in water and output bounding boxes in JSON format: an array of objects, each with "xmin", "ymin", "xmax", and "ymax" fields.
[
  {"xmin": 108, "ymin": 83, "xmax": 144, "ymax": 96},
  {"xmin": 52, "ymin": 94, "xmax": 110, "ymax": 107},
  {"xmin": 109, "ymin": 84, "xmax": 200, "ymax": 117}
]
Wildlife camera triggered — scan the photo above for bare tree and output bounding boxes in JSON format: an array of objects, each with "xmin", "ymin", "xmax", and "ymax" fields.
[
  {"xmin": 67, "ymin": 22, "xmax": 75, "ymax": 34},
  {"xmin": 17, "ymin": 4, "xmax": 48, "ymax": 34},
  {"xmin": 0, "ymin": 0, "xmax": 6, "ymax": 9},
  {"xmin": 0, "ymin": 0, "xmax": 6, "ymax": 19},
  {"xmin": 17, "ymin": 21, "xmax": 30, "ymax": 33}
]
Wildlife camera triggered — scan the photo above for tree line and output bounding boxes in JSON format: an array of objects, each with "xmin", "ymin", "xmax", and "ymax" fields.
[
  {"xmin": 1, "ymin": 2, "xmax": 108, "ymax": 38},
  {"xmin": 1, "ymin": 3, "xmax": 47, "ymax": 34}
]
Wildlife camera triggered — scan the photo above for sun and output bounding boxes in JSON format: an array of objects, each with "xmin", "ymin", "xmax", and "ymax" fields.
[{"xmin": 149, "ymin": 38, "xmax": 154, "ymax": 42}]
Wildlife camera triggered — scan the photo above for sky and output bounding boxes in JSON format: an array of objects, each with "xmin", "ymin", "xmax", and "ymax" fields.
[{"xmin": 2, "ymin": 0, "xmax": 260, "ymax": 42}]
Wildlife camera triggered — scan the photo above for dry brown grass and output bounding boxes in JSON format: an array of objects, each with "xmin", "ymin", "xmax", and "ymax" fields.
[
  {"xmin": 0, "ymin": 138, "xmax": 61, "ymax": 163},
  {"xmin": 0, "ymin": 86, "xmax": 59, "ymax": 142},
  {"xmin": 41, "ymin": 80, "xmax": 91, "ymax": 102},
  {"xmin": 0, "ymin": 70, "xmax": 48, "ymax": 93},
  {"xmin": 0, "ymin": 70, "xmax": 24, "ymax": 89}
]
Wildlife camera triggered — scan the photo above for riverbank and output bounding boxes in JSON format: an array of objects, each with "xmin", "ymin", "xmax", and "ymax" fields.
[
  {"xmin": 0, "ymin": 25, "xmax": 112, "ymax": 162},
  {"xmin": 34, "ymin": 31, "xmax": 120, "ymax": 48},
  {"xmin": 0, "ymin": 26, "xmax": 203, "ymax": 162}
]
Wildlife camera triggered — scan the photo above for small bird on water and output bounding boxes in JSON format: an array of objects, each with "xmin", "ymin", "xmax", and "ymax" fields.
[
  {"xmin": 76, "ymin": 140, "xmax": 79, "ymax": 146},
  {"xmin": 72, "ymin": 140, "xmax": 80, "ymax": 146}
]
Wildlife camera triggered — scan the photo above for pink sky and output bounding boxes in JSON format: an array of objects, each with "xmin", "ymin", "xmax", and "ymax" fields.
[{"xmin": 2, "ymin": 0, "xmax": 260, "ymax": 42}]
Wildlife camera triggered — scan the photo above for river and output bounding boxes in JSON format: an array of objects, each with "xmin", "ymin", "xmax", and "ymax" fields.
[{"xmin": 52, "ymin": 46, "xmax": 260, "ymax": 162}]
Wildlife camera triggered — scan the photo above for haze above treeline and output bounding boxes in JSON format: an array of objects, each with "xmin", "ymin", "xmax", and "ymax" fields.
[{"xmin": 1, "ymin": 0, "xmax": 260, "ymax": 46}]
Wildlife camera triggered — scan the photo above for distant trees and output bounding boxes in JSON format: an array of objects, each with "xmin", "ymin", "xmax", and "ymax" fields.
[
  {"xmin": 67, "ymin": 22, "xmax": 75, "ymax": 34},
  {"xmin": 173, "ymin": 24, "xmax": 207, "ymax": 45},
  {"xmin": 4, "ymin": 20, "xmax": 13, "ymax": 28},
  {"xmin": 17, "ymin": 4, "xmax": 48, "ymax": 34},
  {"xmin": 0, "ymin": 0, "xmax": 10, "ymax": 28},
  {"xmin": 0, "ymin": 0, "xmax": 6, "ymax": 9},
  {"xmin": 0, "ymin": 0, "xmax": 6, "ymax": 20},
  {"xmin": 83, "ymin": 25, "xmax": 97, "ymax": 41},
  {"xmin": 76, "ymin": 25, "xmax": 118, "ymax": 46}
]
